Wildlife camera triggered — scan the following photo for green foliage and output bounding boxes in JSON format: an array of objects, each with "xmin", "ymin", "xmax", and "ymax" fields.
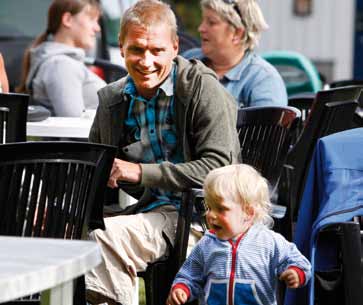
[{"xmin": 170, "ymin": 1, "xmax": 202, "ymax": 39}]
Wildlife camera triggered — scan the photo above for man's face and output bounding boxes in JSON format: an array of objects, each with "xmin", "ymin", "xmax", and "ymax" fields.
[{"xmin": 120, "ymin": 23, "xmax": 179, "ymax": 99}]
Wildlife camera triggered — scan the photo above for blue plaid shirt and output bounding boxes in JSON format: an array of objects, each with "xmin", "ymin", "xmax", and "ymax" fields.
[{"xmin": 122, "ymin": 65, "xmax": 183, "ymax": 211}]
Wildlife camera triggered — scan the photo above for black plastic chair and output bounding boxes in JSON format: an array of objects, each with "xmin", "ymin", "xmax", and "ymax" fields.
[
  {"xmin": 237, "ymin": 106, "xmax": 301, "ymax": 198},
  {"xmin": 0, "ymin": 92, "xmax": 28, "ymax": 143},
  {"xmin": 102, "ymin": 187, "xmax": 204, "ymax": 305},
  {"xmin": 328, "ymin": 81, "xmax": 363, "ymax": 128},
  {"xmin": 329, "ymin": 79, "xmax": 363, "ymax": 89},
  {"xmin": 314, "ymin": 221, "xmax": 363, "ymax": 305},
  {"xmin": 278, "ymin": 86, "xmax": 362, "ymax": 240},
  {"xmin": 139, "ymin": 189, "xmax": 204, "ymax": 305},
  {"xmin": 0, "ymin": 141, "xmax": 116, "ymax": 305},
  {"xmin": 288, "ymin": 93, "xmax": 315, "ymax": 144}
]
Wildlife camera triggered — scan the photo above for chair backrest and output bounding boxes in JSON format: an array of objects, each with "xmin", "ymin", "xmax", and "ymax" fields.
[
  {"xmin": 0, "ymin": 141, "xmax": 116, "ymax": 239},
  {"xmin": 328, "ymin": 81, "xmax": 363, "ymax": 107},
  {"xmin": 138, "ymin": 188, "xmax": 204, "ymax": 305},
  {"xmin": 237, "ymin": 106, "xmax": 301, "ymax": 193},
  {"xmin": 329, "ymin": 79, "xmax": 363, "ymax": 89},
  {"xmin": 261, "ymin": 50, "xmax": 322, "ymax": 96},
  {"xmin": 327, "ymin": 82, "xmax": 363, "ymax": 128},
  {"xmin": 0, "ymin": 92, "xmax": 28, "ymax": 143},
  {"xmin": 286, "ymin": 86, "xmax": 361, "ymax": 217},
  {"xmin": 288, "ymin": 93, "xmax": 315, "ymax": 144}
]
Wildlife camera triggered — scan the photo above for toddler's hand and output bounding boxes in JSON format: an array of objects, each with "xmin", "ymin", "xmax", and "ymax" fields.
[
  {"xmin": 279, "ymin": 269, "xmax": 300, "ymax": 288},
  {"xmin": 167, "ymin": 288, "xmax": 188, "ymax": 305}
]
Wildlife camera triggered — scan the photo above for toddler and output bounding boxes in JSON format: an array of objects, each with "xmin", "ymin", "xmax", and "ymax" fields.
[{"xmin": 167, "ymin": 164, "xmax": 311, "ymax": 305}]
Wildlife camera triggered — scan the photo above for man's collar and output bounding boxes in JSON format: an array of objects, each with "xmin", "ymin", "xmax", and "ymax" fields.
[
  {"xmin": 159, "ymin": 64, "xmax": 174, "ymax": 97},
  {"xmin": 123, "ymin": 64, "xmax": 175, "ymax": 99}
]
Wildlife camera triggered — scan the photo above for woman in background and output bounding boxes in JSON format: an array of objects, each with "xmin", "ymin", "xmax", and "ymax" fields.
[
  {"xmin": 183, "ymin": 0, "xmax": 287, "ymax": 108},
  {"xmin": 17, "ymin": 0, "xmax": 106, "ymax": 116}
]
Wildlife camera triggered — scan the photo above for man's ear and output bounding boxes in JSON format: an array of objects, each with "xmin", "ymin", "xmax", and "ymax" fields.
[
  {"xmin": 173, "ymin": 36, "xmax": 179, "ymax": 58},
  {"xmin": 119, "ymin": 43, "xmax": 124, "ymax": 58},
  {"xmin": 119, "ymin": 35, "xmax": 125, "ymax": 57}
]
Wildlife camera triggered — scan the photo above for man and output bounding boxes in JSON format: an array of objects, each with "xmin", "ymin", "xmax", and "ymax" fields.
[{"xmin": 86, "ymin": 1, "xmax": 239, "ymax": 304}]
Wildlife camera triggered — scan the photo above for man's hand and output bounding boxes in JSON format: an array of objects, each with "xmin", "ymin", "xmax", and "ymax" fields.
[
  {"xmin": 279, "ymin": 269, "xmax": 300, "ymax": 288},
  {"xmin": 166, "ymin": 288, "xmax": 188, "ymax": 305},
  {"xmin": 107, "ymin": 158, "xmax": 142, "ymax": 188}
]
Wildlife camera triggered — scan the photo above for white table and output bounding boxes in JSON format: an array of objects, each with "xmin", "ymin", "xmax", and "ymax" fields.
[
  {"xmin": 27, "ymin": 116, "xmax": 94, "ymax": 139},
  {"xmin": 0, "ymin": 236, "xmax": 102, "ymax": 305}
]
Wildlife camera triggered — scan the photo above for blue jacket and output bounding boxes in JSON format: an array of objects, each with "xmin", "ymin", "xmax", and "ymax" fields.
[
  {"xmin": 173, "ymin": 224, "xmax": 311, "ymax": 305},
  {"xmin": 182, "ymin": 48, "xmax": 287, "ymax": 108},
  {"xmin": 285, "ymin": 128, "xmax": 363, "ymax": 305}
]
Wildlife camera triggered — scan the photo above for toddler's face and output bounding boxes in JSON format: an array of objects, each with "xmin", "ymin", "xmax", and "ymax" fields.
[{"xmin": 206, "ymin": 199, "xmax": 252, "ymax": 240}]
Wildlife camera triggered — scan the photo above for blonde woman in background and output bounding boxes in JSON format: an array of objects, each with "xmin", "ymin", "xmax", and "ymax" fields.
[{"xmin": 183, "ymin": 0, "xmax": 287, "ymax": 108}]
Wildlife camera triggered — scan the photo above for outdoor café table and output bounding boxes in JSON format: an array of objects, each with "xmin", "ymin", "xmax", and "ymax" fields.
[
  {"xmin": 26, "ymin": 116, "xmax": 94, "ymax": 139},
  {"xmin": 0, "ymin": 236, "xmax": 101, "ymax": 305}
]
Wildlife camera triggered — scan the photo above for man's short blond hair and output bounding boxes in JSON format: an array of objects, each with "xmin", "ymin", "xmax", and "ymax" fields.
[
  {"xmin": 201, "ymin": 0, "xmax": 268, "ymax": 50},
  {"xmin": 119, "ymin": 0, "xmax": 178, "ymax": 45},
  {"xmin": 204, "ymin": 164, "xmax": 273, "ymax": 227}
]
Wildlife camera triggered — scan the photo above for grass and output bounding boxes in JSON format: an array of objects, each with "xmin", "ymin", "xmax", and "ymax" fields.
[{"xmin": 139, "ymin": 278, "xmax": 146, "ymax": 305}]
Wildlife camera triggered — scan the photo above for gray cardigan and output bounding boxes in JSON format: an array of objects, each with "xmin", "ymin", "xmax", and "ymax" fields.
[{"xmin": 89, "ymin": 56, "xmax": 239, "ymax": 195}]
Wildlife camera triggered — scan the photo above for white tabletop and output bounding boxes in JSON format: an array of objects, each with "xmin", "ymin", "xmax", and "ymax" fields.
[
  {"xmin": 0, "ymin": 236, "xmax": 101, "ymax": 303},
  {"xmin": 27, "ymin": 116, "xmax": 94, "ymax": 139}
]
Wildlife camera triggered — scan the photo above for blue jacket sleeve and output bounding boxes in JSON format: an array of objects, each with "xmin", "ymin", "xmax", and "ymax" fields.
[{"xmin": 172, "ymin": 241, "xmax": 206, "ymax": 301}]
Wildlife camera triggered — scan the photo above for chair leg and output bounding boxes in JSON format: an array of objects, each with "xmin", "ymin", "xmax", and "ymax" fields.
[
  {"xmin": 73, "ymin": 276, "xmax": 86, "ymax": 305},
  {"xmin": 143, "ymin": 262, "xmax": 174, "ymax": 305}
]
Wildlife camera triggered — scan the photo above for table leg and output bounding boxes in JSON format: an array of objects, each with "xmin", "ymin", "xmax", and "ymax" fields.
[{"xmin": 40, "ymin": 280, "xmax": 73, "ymax": 305}]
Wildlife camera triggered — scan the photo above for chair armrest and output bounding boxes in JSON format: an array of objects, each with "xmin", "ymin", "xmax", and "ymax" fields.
[{"xmin": 172, "ymin": 188, "xmax": 204, "ymax": 271}]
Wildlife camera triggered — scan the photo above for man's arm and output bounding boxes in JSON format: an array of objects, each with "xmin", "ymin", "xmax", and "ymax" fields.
[
  {"xmin": 89, "ymin": 68, "xmax": 239, "ymax": 190},
  {"xmin": 107, "ymin": 158, "xmax": 141, "ymax": 187},
  {"xmin": 140, "ymin": 73, "xmax": 239, "ymax": 191}
]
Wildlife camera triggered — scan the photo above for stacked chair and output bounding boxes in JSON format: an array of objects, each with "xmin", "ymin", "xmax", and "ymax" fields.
[
  {"xmin": 285, "ymin": 128, "xmax": 363, "ymax": 305},
  {"xmin": 278, "ymin": 86, "xmax": 362, "ymax": 240},
  {"xmin": 288, "ymin": 93, "xmax": 315, "ymax": 144},
  {"xmin": 328, "ymin": 80, "xmax": 363, "ymax": 128}
]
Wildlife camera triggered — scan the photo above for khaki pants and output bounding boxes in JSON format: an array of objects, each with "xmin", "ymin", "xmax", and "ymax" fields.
[{"xmin": 86, "ymin": 205, "xmax": 178, "ymax": 305}]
